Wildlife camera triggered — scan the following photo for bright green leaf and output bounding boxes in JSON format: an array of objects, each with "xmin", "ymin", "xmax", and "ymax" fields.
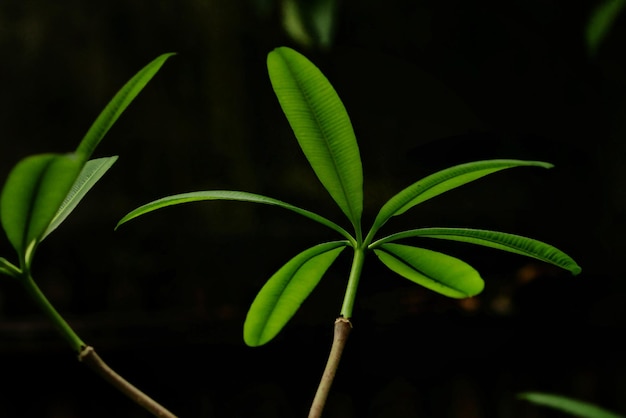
[
  {"xmin": 244, "ymin": 241, "xmax": 347, "ymax": 346},
  {"xmin": 0, "ymin": 257, "xmax": 21, "ymax": 278},
  {"xmin": 76, "ymin": 53, "xmax": 175, "ymax": 161},
  {"xmin": 369, "ymin": 160, "xmax": 553, "ymax": 236},
  {"xmin": 268, "ymin": 47, "xmax": 363, "ymax": 230},
  {"xmin": 41, "ymin": 156, "xmax": 118, "ymax": 242},
  {"xmin": 374, "ymin": 243, "xmax": 484, "ymax": 298},
  {"xmin": 587, "ymin": 0, "xmax": 626, "ymax": 56},
  {"xmin": 371, "ymin": 227, "xmax": 581, "ymax": 275},
  {"xmin": 519, "ymin": 392, "xmax": 624, "ymax": 418},
  {"xmin": 116, "ymin": 190, "xmax": 354, "ymax": 243},
  {"xmin": 0, "ymin": 153, "xmax": 83, "ymax": 261}
]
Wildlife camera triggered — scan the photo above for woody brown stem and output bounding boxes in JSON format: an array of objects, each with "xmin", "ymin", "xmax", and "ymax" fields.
[
  {"xmin": 79, "ymin": 346, "xmax": 177, "ymax": 418},
  {"xmin": 308, "ymin": 317, "xmax": 352, "ymax": 418}
]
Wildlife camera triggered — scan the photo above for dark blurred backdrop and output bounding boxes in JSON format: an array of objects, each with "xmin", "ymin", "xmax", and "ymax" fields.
[{"xmin": 1, "ymin": 1, "xmax": 625, "ymax": 417}]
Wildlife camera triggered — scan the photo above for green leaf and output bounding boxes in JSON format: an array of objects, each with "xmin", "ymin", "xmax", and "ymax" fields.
[
  {"xmin": 587, "ymin": 0, "xmax": 626, "ymax": 56},
  {"xmin": 373, "ymin": 243, "xmax": 484, "ymax": 298},
  {"xmin": 519, "ymin": 392, "xmax": 624, "ymax": 418},
  {"xmin": 1, "ymin": 153, "xmax": 83, "ymax": 261},
  {"xmin": 0, "ymin": 257, "xmax": 21, "ymax": 278},
  {"xmin": 76, "ymin": 53, "xmax": 175, "ymax": 161},
  {"xmin": 41, "ymin": 156, "xmax": 118, "ymax": 242},
  {"xmin": 369, "ymin": 160, "xmax": 553, "ymax": 236},
  {"xmin": 268, "ymin": 47, "xmax": 363, "ymax": 230},
  {"xmin": 371, "ymin": 227, "xmax": 581, "ymax": 275},
  {"xmin": 116, "ymin": 190, "xmax": 354, "ymax": 242},
  {"xmin": 244, "ymin": 241, "xmax": 347, "ymax": 346}
]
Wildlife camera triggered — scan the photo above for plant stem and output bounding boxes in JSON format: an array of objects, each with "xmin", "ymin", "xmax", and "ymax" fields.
[
  {"xmin": 22, "ymin": 274, "xmax": 177, "ymax": 417},
  {"xmin": 340, "ymin": 247, "xmax": 366, "ymax": 318},
  {"xmin": 21, "ymin": 273, "xmax": 86, "ymax": 351},
  {"xmin": 308, "ymin": 317, "xmax": 352, "ymax": 418},
  {"xmin": 79, "ymin": 346, "xmax": 178, "ymax": 418}
]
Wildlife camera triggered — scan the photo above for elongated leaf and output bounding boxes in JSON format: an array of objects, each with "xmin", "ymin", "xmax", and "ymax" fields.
[
  {"xmin": 373, "ymin": 243, "xmax": 484, "ymax": 298},
  {"xmin": 1, "ymin": 153, "xmax": 83, "ymax": 259},
  {"xmin": 370, "ymin": 160, "xmax": 553, "ymax": 235},
  {"xmin": 0, "ymin": 257, "xmax": 20, "ymax": 278},
  {"xmin": 76, "ymin": 53, "xmax": 175, "ymax": 160},
  {"xmin": 268, "ymin": 47, "xmax": 363, "ymax": 228},
  {"xmin": 519, "ymin": 392, "xmax": 624, "ymax": 418},
  {"xmin": 244, "ymin": 241, "xmax": 347, "ymax": 346},
  {"xmin": 116, "ymin": 190, "xmax": 354, "ymax": 242},
  {"xmin": 587, "ymin": 0, "xmax": 626, "ymax": 55},
  {"xmin": 41, "ymin": 156, "xmax": 118, "ymax": 242},
  {"xmin": 371, "ymin": 227, "xmax": 581, "ymax": 275}
]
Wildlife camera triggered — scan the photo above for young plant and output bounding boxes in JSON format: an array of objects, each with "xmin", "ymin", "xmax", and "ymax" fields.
[
  {"xmin": 117, "ymin": 46, "xmax": 581, "ymax": 417},
  {"xmin": 0, "ymin": 53, "xmax": 177, "ymax": 418}
]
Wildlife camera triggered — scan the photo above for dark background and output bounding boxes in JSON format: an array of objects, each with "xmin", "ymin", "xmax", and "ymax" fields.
[{"xmin": 1, "ymin": 1, "xmax": 625, "ymax": 417}]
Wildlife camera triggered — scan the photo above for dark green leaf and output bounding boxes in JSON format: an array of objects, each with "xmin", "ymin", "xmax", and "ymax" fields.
[
  {"xmin": 374, "ymin": 243, "xmax": 484, "ymax": 298},
  {"xmin": 519, "ymin": 392, "xmax": 624, "ymax": 418},
  {"xmin": 244, "ymin": 241, "xmax": 347, "ymax": 346},
  {"xmin": 371, "ymin": 227, "xmax": 581, "ymax": 275},
  {"xmin": 268, "ymin": 47, "xmax": 363, "ymax": 229},
  {"xmin": 0, "ymin": 153, "xmax": 83, "ymax": 262},
  {"xmin": 587, "ymin": 0, "xmax": 626, "ymax": 55},
  {"xmin": 76, "ymin": 53, "xmax": 175, "ymax": 160},
  {"xmin": 369, "ymin": 160, "xmax": 552, "ymax": 236},
  {"xmin": 116, "ymin": 190, "xmax": 354, "ymax": 242}
]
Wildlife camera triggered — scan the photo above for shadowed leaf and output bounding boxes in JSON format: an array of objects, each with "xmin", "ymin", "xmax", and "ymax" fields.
[
  {"xmin": 587, "ymin": 0, "xmax": 626, "ymax": 55},
  {"xmin": 0, "ymin": 153, "xmax": 83, "ymax": 261}
]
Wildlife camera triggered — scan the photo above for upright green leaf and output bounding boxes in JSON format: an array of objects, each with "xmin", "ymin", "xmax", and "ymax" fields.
[
  {"xmin": 369, "ymin": 160, "xmax": 552, "ymax": 236},
  {"xmin": 519, "ymin": 392, "xmax": 624, "ymax": 418},
  {"xmin": 244, "ymin": 241, "xmax": 348, "ymax": 346},
  {"xmin": 268, "ymin": 46, "xmax": 363, "ymax": 229},
  {"xmin": 373, "ymin": 243, "xmax": 484, "ymax": 298},
  {"xmin": 371, "ymin": 227, "xmax": 581, "ymax": 275},
  {"xmin": 116, "ymin": 190, "xmax": 354, "ymax": 242},
  {"xmin": 41, "ymin": 156, "xmax": 118, "ymax": 242},
  {"xmin": 0, "ymin": 153, "xmax": 83, "ymax": 260},
  {"xmin": 76, "ymin": 53, "xmax": 175, "ymax": 160}
]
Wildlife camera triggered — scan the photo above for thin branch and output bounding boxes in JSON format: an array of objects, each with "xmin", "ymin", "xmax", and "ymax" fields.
[
  {"xmin": 79, "ymin": 346, "xmax": 178, "ymax": 418},
  {"xmin": 308, "ymin": 317, "xmax": 352, "ymax": 418}
]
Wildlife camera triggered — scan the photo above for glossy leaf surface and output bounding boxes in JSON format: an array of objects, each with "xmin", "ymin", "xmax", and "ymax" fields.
[
  {"xmin": 374, "ymin": 243, "xmax": 484, "ymax": 298},
  {"xmin": 0, "ymin": 153, "xmax": 83, "ymax": 259},
  {"xmin": 76, "ymin": 53, "xmax": 175, "ymax": 160},
  {"xmin": 372, "ymin": 227, "xmax": 581, "ymax": 275},
  {"xmin": 116, "ymin": 190, "xmax": 353, "ymax": 242},
  {"xmin": 42, "ymin": 156, "xmax": 118, "ymax": 242},
  {"xmin": 244, "ymin": 241, "xmax": 347, "ymax": 346},
  {"xmin": 519, "ymin": 392, "xmax": 623, "ymax": 418},
  {"xmin": 268, "ymin": 47, "xmax": 363, "ymax": 228},
  {"xmin": 370, "ymin": 160, "xmax": 552, "ymax": 234}
]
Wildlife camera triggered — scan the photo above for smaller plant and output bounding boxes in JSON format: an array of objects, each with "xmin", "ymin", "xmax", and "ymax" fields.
[
  {"xmin": 118, "ymin": 46, "xmax": 581, "ymax": 417},
  {"xmin": 0, "ymin": 53, "xmax": 177, "ymax": 417}
]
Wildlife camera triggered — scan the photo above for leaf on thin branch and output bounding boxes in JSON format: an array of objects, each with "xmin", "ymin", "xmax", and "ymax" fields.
[
  {"xmin": 371, "ymin": 227, "xmax": 581, "ymax": 275},
  {"xmin": 370, "ymin": 160, "xmax": 552, "ymax": 235},
  {"xmin": 244, "ymin": 241, "xmax": 348, "ymax": 346},
  {"xmin": 373, "ymin": 243, "xmax": 484, "ymax": 298},
  {"xmin": 268, "ymin": 46, "xmax": 363, "ymax": 229},
  {"xmin": 116, "ymin": 190, "xmax": 354, "ymax": 242},
  {"xmin": 76, "ymin": 53, "xmax": 175, "ymax": 160}
]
